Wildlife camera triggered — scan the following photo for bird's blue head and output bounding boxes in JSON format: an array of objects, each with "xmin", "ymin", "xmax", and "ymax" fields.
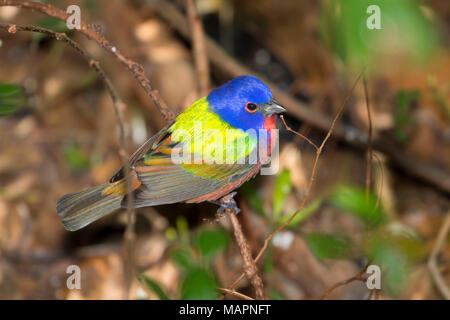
[{"xmin": 207, "ymin": 75, "xmax": 285, "ymax": 132}]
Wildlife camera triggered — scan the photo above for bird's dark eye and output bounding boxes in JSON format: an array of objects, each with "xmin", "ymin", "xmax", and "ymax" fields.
[{"xmin": 245, "ymin": 103, "xmax": 258, "ymax": 113}]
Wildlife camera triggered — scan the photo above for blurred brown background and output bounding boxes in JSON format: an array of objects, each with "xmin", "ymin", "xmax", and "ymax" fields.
[{"xmin": 0, "ymin": 0, "xmax": 449, "ymax": 300}]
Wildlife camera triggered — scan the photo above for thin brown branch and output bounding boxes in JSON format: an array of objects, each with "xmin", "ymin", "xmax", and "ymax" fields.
[
  {"xmin": 319, "ymin": 260, "xmax": 372, "ymax": 300},
  {"xmin": 185, "ymin": 0, "xmax": 210, "ymax": 97},
  {"xmin": 280, "ymin": 115, "xmax": 319, "ymax": 151},
  {"xmin": 0, "ymin": 0, "xmax": 175, "ymax": 122},
  {"xmin": 221, "ymin": 194, "xmax": 264, "ymax": 300},
  {"xmin": 150, "ymin": 0, "xmax": 450, "ymax": 194},
  {"xmin": 373, "ymin": 153, "xmax": 384, "ymax": 210},
  {"xmin": 0, "ymin": 21, "xmax": 136, "ymax": 300},
  {"xmin": 0, "ymin": 0, "xmax": 178, "ymax": 300},
  {"xmin": 218, "ymin": 288, "xmax": 254, "ymax": 300},
  {"xmin": 363, "ymin": 76, "xmax": 373, "ymax": 200},
  {"xmin": 368, "ymin": 288, "xmax": 380, "ymax": 300},
  {"xmin": 428, "ymin": 212, "xmax": 450, "ymax": 300},
  {"xmin": 228, "ymin": 71, "xmax": 364, "ymax": 291}
]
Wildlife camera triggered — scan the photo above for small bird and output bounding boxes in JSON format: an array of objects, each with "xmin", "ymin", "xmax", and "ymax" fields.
[{"xmin": 57, "ymin": 75, "xmax": 285, "ymax": 231}]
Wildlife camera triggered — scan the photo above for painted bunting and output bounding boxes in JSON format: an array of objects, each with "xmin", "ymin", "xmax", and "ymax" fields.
[{"xmin": 56, "ymin": 75, "xmax": 285, "ymax": 231}]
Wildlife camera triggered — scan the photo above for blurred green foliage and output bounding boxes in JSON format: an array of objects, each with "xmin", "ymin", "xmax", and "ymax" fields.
[
  {"xmin": 394, "ymin": 90, "xmax": 420, "ymax": 144},
  {"xmin": 82, "ymin": 0, "xmax": 98, "ymax": 13},
  {"xmin": 137, "ymin": 275, "xmax": 170, "ymax": 300},
  {"xmin": 366, "ymin": 224, "xmax": 423, "ymax": 296},
  {"xmin": 329, "ymin": 184, "xmax": 426, "ymax": 296},
  {"xmin": 240, "ymin": 182, "xmax": 266, "ymax": 217},
  {"xmin": 181, "ymin": 267, "xmax": 217, "ymax": 300},
  {"xmin": 320, "ymin": 0, "xmax": 440, "ymax": 70},
  {"xmin": 176, "ymin": 215, "xmax": 190, "ymax": 244},
  {"xmin": 371, "ymin": 245, "xmax": 409, "ymax": 296},
  {"xmin": 244, "ymin": 170, "xmax": 321, "ymax": 227},
  {"xmin": 263, "ymin": 245, "xmax": 274, "ymax": 274},
  {"xmin": 364, "ymin": 224, "xmax": 425, "ymax": 264},
  {"xmin": 269, "ymin": 289, "xmax": 285, "ymax": 300},
  {"xmin": 141, "ymin": 170, "xmax": 426, "ymax": 298},
  {"xmin": 32, "ymin": 17, "xmax": 68, "ymax": 42},
  {"xmin": 196, "ymin": 229, "xmax": 229, "ymax": 259},
  {"xmin": 279, "ymin": 198, "xmax": 323, "ymax": 228},
  {"xmin": 63, "ymin": 143, "xmax": 91, "ymax": 172},
  {"xmin": 304, "ymin": 232, "xmax": 352, "ymax": 261},
  {"xmin": 273, "ymin": 169, "xmax": 292, "ymax": 220},
  {"xmin": 0, "ymin": 83, "xmax": 26, "ymax": 116},
  {"xmin": 142, "ymin": 217, "xmax": 229, "ymax": 299},
  {"xmin": 0, "ymin": 83, "xmax": 21, "ymax": 96},
  {"xmin": 171, "ymin": 246, "xmax": 196, "ymax": 271},
  {"xmin": 427, "ymin": 76, "xmax": 450, "ymax": 121},
  {"xmin": 329, "ymin": 184, "xmax": 385, "ymax": 227}
]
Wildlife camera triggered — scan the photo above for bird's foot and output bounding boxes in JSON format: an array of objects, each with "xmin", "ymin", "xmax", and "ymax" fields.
[
  {"xmin": 208, "ymin": 192, "xmax": 240, "ymax": 220},
  {"xmin": 217, "ymin": 192, "xmax": 240, "ymax": 215}
]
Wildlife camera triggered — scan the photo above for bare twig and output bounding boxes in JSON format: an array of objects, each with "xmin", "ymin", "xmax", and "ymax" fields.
[
  {"xmin": 319, "ymin": 260, "xmax": 372, "ymax": 300},
  {"xmin": 221, "ymin": 194, "xmax": 264, "ymax": 300},
  {"xmin": 368, "ymin": 288, "xmax": 380, "ymax": 300},
  {"xmin": 428, "ymin": 212, "xmax": 450, "ymax": 300},
  {"xmin": 280, "ymin": 115, "xmax": 319, "ymax": 151},
  {"xmin": 228, "ymin": 71, "xmax": 364, "ymax": 291},
  {"xmin": 185, "ymin": 0, "xmax": 210, "ymax": 96},
  {"xmin": 150, "ymin": 0, "xmax": 450, "ymax": 194},
  {"xmin": 0, "ymin": 21, "xmax": 137, "ymax": 299},
  {"xmin": 218, "ymin": 288, "xmax": 254, "ymax": 300},
  {"xmin": 373, "ymin": 153, "xmax": 384, "ymax": 211},
  {"xmin": 363, "ymin": 76, "xmax": 373, "ymax": 200},
  {"xmin": 0, "ymin": 0, "xmax": 179, "ymax": 300},
  {"xmin": 0, "ymin": 0, "xmax": 175, "ymax": 122}
]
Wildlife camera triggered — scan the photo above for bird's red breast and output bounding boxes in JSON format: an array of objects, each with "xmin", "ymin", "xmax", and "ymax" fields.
[{"xmin": 264, "ymin": 115, "xmax": 277, "ymax": 154}]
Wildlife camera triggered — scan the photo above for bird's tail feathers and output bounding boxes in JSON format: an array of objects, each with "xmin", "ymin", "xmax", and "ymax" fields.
[{"xmin": 56, "ymin": 182, "xmax": 125, "ymax": 231}]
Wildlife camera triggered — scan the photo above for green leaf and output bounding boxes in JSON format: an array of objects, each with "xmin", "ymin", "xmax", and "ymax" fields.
[
  {"xmin": 63, "ymin": 143, "xmax": 90, "ymax": 172},
  {"xmin": 83, "ymin": 0, "xmax": 98, "ymax": 13},
  {"xmin": 269, "ymin": 289, "xmax": 285, "ymax": 300},
  {"xmin": 263, "ymin": 244, "xmax": 274, "ymax": 274},
  {"xmin": 176, "ymin": 216, "xmax": 189, "ymax": 244},
  {"xmin": 329, "ymin": 184, "xmax": 385, "ymax": 227},
  {"xmin": 428, "ymin": 76, "xmax": 450, "ymax": 120},
  {"xmin": 240, "ymin": 182, "xmax": 266, "ymax": 216},
  {"xmin": 171, "ymin": 247, "xmax": 195, "ymax": 270},
  {"xmin": 273, "ymin": 169, "xmax": 292, "ymax": 220},
  {"xmin": 0, "ymin": 83, "xmax": 25, "ymax": 116},
  {"xmin": 138, "ymin": 275, "xmax": 170, "ymax": 300},
  {"xmin": 320, "ymin": 0, "xmax": 441, "ymax": 70},
  {"xmin": 370, "ymin": 243, "xmax": 410, "ymax": 296},
  {"xmin": 165, "ymin": 227, "xmax": 178, "ymax": 241},
  {"xmin": 394, "ymin": 90, "xmax": 420, "ymax": 143},
  {"xmin": 77, "ymin": 70, "xmax": 98, "ymax": 90},
  {"xmin": 279, "ymin": 197, "xmax": 323, "ymax": 228},
  {"xmin": 181, "ymin": 268, "xmax": 217, "ymax": 300},
  {"xmin": 195, "ymin": 229, "xmax": 229, "ymax": 258},
  {"xmin": 304, "ymin": 232, "xmax": 352, "ymax": 261},
  {"xmin": 0, "ymin": 105, "xmax": 17, "ymax": 116},
  {"xmin": 389, "ymin": 227, "xmax": 425, "ymax": 262},
  {"xmin": 0, "ymin": 83, "xmax": 22, "ymax": 97},
  {"xmin": 364, "ymin": 224, "xmax": 424, "ymax": 296},
  {"xmin": 365, "ymin": 223, "xmax": 425, "ymax": 263},
  {"xmin": 32, "ymin": 17, "xmax": 68, "ymax": 42}
]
